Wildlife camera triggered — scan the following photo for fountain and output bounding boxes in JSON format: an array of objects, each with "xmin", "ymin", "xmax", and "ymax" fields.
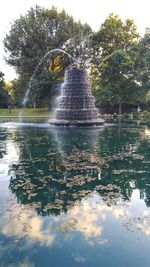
[
  {"xmin": 20, "ymin": 48, "xmax": 104, "ymax": 126},
  {"xmin": 50, "ymin": 67, "xmax": 105, "ymax": 126}
]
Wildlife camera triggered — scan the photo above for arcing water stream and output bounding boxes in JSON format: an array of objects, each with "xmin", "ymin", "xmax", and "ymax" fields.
[
  {"xmin": 22, "ymin": 49, "xmax": 76, "ymax": 108},
  {"xmin": 21, "ymin": 30, "xmax": 94, "ymax": 111}
]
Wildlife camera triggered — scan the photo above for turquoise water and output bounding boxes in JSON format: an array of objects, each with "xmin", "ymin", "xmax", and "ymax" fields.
[{"xmin": 0, "ymin": 123, "xmax": 150, "ymax": 267}]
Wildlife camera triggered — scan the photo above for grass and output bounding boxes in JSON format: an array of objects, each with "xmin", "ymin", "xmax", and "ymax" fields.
[{"xmin": 0, "ymin": 108, "xmax": 53, "ymax": 117}]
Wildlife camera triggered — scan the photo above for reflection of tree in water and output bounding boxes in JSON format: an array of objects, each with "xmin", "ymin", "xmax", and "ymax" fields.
[
  {"xmin": 100, "ymin": 127, "xmax": 150, "ymax": 205},
  {"xmin": 0, "ymin": 128, "xmax": 7, "ymax": 159},
  {"xmin": 9, "ymin": 126, "xmax": 150, "ymax": 216},
  {"xmin": 9, "ymin": 128, "xmax": 106, "ymax": 215}
]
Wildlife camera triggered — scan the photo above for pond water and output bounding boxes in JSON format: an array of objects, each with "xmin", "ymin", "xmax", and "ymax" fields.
[{"xmin": 0, "ymin": 123, "xmax": 150, "ymax": 267}]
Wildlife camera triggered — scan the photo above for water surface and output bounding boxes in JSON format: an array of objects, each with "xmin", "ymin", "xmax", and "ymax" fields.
[{"xmin": 0, "ymin": 123, "xmax": 150, "ymax": 267}]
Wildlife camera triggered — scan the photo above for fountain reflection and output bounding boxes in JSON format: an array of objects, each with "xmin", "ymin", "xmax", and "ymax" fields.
[{"xmin": 9, "ymin": 127, "xmax": 105, "ymax": 216}]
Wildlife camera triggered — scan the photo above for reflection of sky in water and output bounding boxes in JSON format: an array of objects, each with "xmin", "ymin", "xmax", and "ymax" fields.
[
  {"xmin": 0, "ymin": 125, "xmax": 150, "ymax": 267},
  {"xmin": 0, "ymin": 137, "xmax": 19, "ymax": 205}
]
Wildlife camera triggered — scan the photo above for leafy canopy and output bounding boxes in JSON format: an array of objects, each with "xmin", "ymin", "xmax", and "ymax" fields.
[
  {"xmin": 4, "ymin": 5, "xmax": 92, "ymax": 106},
  {"xmin": 91, "ymin": 13, "xmax": 140, "ymax": 109}
]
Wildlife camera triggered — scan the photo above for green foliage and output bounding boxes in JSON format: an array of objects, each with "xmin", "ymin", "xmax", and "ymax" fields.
[
  {"xmin": 4, "ymin": 5, "xmax": 92, "ymax": 106},
  {"xmin": 132, "ymin": 28, "xmax": 150, "ymax": 107},
  {"xmin": 136, "ymin": 28, "xmax": 150, "ymax": 100},
  {"xmin": 113, "ymin": 113, "xmax": 118, "ymax": 119},
  {"xmin": 91, "ymin": 13, "xmax": 139, "ymax": 69},
  {"xmin": 131, "ymin": 110, "xmax": 139, "ymax": 119},
  {"xmin": 29, "ymin": 71, "xmax": 62, "ymax": 108},
  {"xmin": 0, "ymin": 108, "xmax": 51, "ymax": 117},
  {"xmin": 146, "ymin": 91, "xmax": 150, "ymax": 107},
  {"xmin": 142, "ymin": 110, "xmax": 150, "ymax": 119},
  {"xmin": 3, "ymin": 9, "xmax": 149, "ymax": 111},
  {"xmin": 91, "ymin": 14, "xmax": 140, "ymax": 111},
  {"xmin": 123, "ymin": 113, "xmax": 129, "ymax": 119},
  {"xmin": 10, "ymin": 77, "xmax": 28, "ymax": 107},
  {"xmin": 0, "ymin": 71, "xmax": 9, "ymax": 108},
  {"xmin": 97, "ymin": 50, "xmax": 140, "ymax": 106},
  {"xmin": 4, "ymin": 6, "xmax": 91, "ymax": 75}
]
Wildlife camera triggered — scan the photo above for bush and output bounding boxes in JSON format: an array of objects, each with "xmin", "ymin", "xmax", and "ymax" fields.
[
  {"xmin": 131, "ymin": 111, "xmax": 139, "ymax": 119},
  {"xmin": 113, "ymin": 113, "xmax": 118, "ymax": 119},
  {"xmin": 123, "ymin": 113, "xmax": 129, "ymax": 119},
  {"xmin": 142, "ymin": 110, "xmax": 150, "ymax": 119}
]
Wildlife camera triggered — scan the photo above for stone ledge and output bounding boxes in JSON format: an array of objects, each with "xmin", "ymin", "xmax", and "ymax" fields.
[{"xmin": 49, "ymin": 118, "xmax": 105, "ymax": 126}]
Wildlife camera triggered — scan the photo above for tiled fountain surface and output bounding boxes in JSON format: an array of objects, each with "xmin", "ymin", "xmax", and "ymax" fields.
[{"xmin": 50, "ymin": 68, "xmax": 104, "ymax": 126}]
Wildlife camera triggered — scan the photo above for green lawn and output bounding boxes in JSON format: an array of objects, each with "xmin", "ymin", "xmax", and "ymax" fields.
[{"xmin": 0, "ymin": 108, "xmax": 52, "ymax": 117}]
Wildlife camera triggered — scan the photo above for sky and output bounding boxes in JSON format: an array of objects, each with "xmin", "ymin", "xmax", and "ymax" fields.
[{"xmin": 0, "ymin": 0, "xmax": 150, "ymax": 81}]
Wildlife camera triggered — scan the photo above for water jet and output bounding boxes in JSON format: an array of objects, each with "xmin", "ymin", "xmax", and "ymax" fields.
[{"xmin": 21, "ymin": 49, "xmax": 76, "ymax": 108}]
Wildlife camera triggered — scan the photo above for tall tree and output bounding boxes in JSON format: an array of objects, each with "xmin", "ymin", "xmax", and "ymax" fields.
[
  {"xmin": 4, "ymin": 6, "xmax": 92, "ymax": 106},
  {"xmin": 92, "ymin": 13, "xmax": 139, "ymax": 59},
  {"xmin": 136, "ymin": 28, "xmax": 150, "ymax": 106},
  {"xmin": 93, "ymin": 50, "xmax": 140, "ymax": 114},
  {"xmin": 91, "ymin": 13, "xmax": 140, "ymax": 113}
]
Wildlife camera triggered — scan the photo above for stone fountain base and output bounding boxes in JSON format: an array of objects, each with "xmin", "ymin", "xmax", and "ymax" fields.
[
  {"xmin": 49, "ymin": 118, "xmax": 105, "ymax": 127},
  {"xmin": 50, "ymin": 68, "xmax": 105, "ymax": 127}
]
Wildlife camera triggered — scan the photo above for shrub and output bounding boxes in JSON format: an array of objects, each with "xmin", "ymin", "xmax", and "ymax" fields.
[
  {"xmin": 142, "ymin": 110, "xmax": 150, "ymax": 119},
  {"xmin": 123, "ymin": 113, "xmax": 129, "ymax": 119},
  {"xmin": 113, "ymin": 113, "xmax": 118, "ymax": 119}
]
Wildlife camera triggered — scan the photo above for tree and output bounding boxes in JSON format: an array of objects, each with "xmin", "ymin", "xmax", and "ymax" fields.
[
  {"xmin": 93, "ymin": 50, "xmax": 140, "ymax": 114},
  {"xmin": 92, "ymin": 13, "xmax": 139, "ymax": 59},
  {"xmin": 4, "ymin": 6, "xmax": 92, "ymax": 106},
  {"xmin": 0, "ymin": 71, "xmax": 9, "ymax": 108},
  {"xmin": 10, "ymin": 78, "xmax": 28, "ymax": 107},
  {"xmin": 91, "ymin": 13, "xmax": 140, "ymax": 113},
  {"xmin": 136, "ymin": 28, "xmax": 150, "ymax": 107}
]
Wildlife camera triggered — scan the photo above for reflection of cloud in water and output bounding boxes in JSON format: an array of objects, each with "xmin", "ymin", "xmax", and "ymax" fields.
[
  {"xmin": 7, "ymin": 262, "xmax": 35, "ymax": 267},
  {"xmin": 0, "ymin": 141, "xmax": 19, "ymax": 175},
  {"xmin": 1, "ymin": 200, "xmax": 55, "ymax": 246},
  {"xmin": 139, "ymin": 221, "xmax": 150, "ymax": 235},
  {"xmin": 1, "ymin": 191, "xmax": 150, "ymax": 252},
  {"xmin": 113, "ymin": 208, "xmax": 128, "ymax": 219},
  {"xmin": 73, "ymin": 253, "xmax": 86, "ymax": 263},
  {"xmin": 143, "ymin": 127, "xmax": 150, "ymax": 139},
  {"xmin": 58, "ymin": 192, "xmax": 150, "ymax": 240},
  {"xmin": 0, "ymin": 194, "xmax": 108, "ymax": 245},
  {"xmin": 60, "ymin": 200, "xmax": 105, "ymax": 238}
]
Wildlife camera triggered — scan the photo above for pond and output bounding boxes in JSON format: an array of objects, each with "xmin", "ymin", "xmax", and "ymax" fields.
[{"xmin": 0, "ymin": 122, "xmax": 150, "ymax": 267}]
